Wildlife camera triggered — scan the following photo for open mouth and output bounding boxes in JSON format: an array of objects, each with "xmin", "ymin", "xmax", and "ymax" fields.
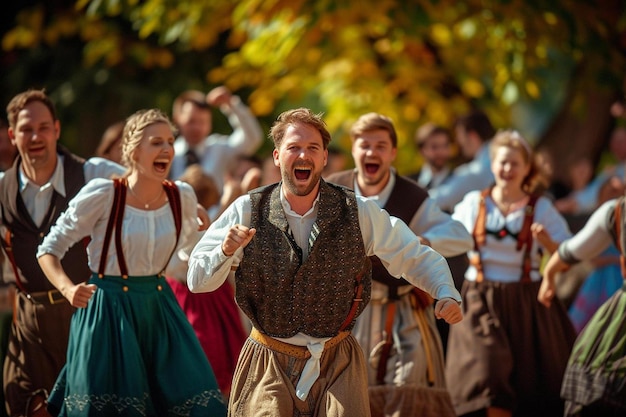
[
  {"xmin": 294, "ymin": 167, "xmax": 311, "ymax": 181},
  {"xmin": 154, "ymin": 160, "xmax": 169, "ymax": 173},
  {"xmin": 365, "ymin": 163, "xmax": 379, "ymax": 174}
]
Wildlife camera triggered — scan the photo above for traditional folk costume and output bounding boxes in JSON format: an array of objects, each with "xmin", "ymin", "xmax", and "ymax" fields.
[
  {"xmin": 446, "ymin": 189, "xmax": 576, "ymax": 416},
  {"xmin": 0, "ymin": 148, "xmax": 124, "ymax": 416},
  {"xmin": 188, "ymin": 180, "xmax": 461, "ymax": 417},
  {"xmin": 327, "ymin": 169, "xmax": 472, "ymax": 417},
  {"xmin": 557, "ymin": 197, "xmax": 626, "ymax": 416},
  {"xmin": 37, "ymin": 178, "xmax": 226, "ymax": 417}
]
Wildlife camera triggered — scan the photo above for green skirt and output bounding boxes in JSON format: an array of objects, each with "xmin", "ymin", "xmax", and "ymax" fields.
[
  {"xmin": 562, "ymin": 284, "xmax": 626, "ymax": 416},
  {"xmin": 47, "ymin": 273, "xmax": 227, "ymax": 417}
]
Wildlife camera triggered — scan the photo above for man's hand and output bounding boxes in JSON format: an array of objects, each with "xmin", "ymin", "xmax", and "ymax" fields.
[
  {"xmin": 196, "ymin": 204, "xmax": 210, "ymax": 231},
  {"xmin": 206, "ymin": 86, "xmax": 233, "ymax": 108},
  {"xmin": 222, "ymin": 224, "xmax": 256, "ymax": 257},
  {"xmin": 62, "ymin": 283, "xmax": 97, "ymax": 308},
  {"xmin": 434, "ymin": 297, "xmax": 463, "ymax": 324}
]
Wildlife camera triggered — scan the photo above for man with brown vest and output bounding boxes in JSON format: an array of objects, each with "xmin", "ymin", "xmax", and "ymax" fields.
[
  {"xmin": 188, "ymin": 108, "xmax": 463, "ymax": 417},
  {"xmin": 0, "ymin": 90, "xmax": 125, "ymax": 417},
  {"xmin": 326, "ymin": 113, "xmax": 473, "ymax": 417}
]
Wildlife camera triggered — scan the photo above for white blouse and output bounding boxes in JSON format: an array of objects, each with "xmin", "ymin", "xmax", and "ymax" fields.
[
  {"xmin": 37, "ymin": 178, "xmax": 202, "ymax": 279},
  {"xmin": 452, "ymin": 190, "xmax": 572, "ymax": 283}
]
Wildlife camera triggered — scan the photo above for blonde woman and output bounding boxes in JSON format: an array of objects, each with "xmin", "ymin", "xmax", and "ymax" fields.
[
  {"xmin": 446, "ymin": 130, "xmax": 576, "ymax": 417},
  {"xmin": 37, "ymin": 109, "xmax": 227, "ymax": 416}
]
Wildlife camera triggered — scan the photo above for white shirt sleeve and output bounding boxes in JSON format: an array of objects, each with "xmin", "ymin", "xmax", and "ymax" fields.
[
  {"xmin": 560, "ymin": 199, "xmax": 616, "ymax": 262},
  {"xmin": 83, "ymin": 157, "xmax": 126, "ymax": 181},
  {"xmin": 37, "ymin": 178, "xmax": 113, "ymax": 260},
  {"xmin": 356, "ymin": 196, "xmax": 461, "ymax": 301},
  {"xmin": 220, "ymin": 96, "xmax": 263, "ymax": 156},
  {"xmin": 164, "ymin": 181, "xmax": 205, "ymax": 280},
  {"xmin": 188, "ymin": 195, "xmax": 251, "ymax": 292},
  {"xmin": 408, "ymin": 197, "xmax": 473, "ymax": 257}
]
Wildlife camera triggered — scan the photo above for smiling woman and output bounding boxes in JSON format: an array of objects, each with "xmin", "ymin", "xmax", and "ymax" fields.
[{"xmin": 36, "ymin": 109, "xmax": 227, "ymax": 416}]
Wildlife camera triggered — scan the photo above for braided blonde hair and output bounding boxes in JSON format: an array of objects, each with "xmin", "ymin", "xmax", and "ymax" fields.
[{"xmin": 121, "ymin": 109, "xmax": 176, "ymax": 173}]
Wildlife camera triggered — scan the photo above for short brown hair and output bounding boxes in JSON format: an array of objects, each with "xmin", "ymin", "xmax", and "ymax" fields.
[
  {"xmin": 350, "ymin": 112, "xmax": 397, "ymax": 148},
  {"xmin": 414, "ymin": 123, "xmax": 451, "ymax": 148},
  {"xmin": 6, "ymin": 89, "xmax": 57, "ymax": 129},
  {"xmin": 269, "ymin": 108, "xmax": 331, "ymax": 150},
  {"xmin": 172, "ymin": 90, "xmax": 211, "ymax": 122}
]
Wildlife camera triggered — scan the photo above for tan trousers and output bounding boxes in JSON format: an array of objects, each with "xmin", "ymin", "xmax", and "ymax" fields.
[{"xmin": 229, "ymin": 331, "xmax": 371, "ymax": 417}]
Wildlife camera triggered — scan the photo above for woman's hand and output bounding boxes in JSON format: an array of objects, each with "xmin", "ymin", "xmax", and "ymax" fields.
[
  {"xmin": 434, "ymin": 298, "xmax": 463, "ymax": 324},
  {"xmin": 61, "ymin": 283, "xmax": 98, "ymax": 308}
]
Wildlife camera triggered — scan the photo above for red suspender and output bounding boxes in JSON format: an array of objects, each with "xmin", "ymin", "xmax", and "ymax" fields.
[{"xmin": 98, "ymin": 178, "xmax": 182, "ymax": 278}]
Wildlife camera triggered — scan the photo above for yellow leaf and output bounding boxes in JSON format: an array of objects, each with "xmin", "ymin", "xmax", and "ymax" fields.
[
  {"xmin": 461, "ymin": 78, "xmax": 485, "ymax": 98},
  {"xmin": 525, "ymin": 80, "xmax": 540, "ymax": 99}
]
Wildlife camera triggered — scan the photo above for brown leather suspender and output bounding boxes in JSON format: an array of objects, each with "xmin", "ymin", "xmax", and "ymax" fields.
[{"xmin": 471, "ymin": 188, "xmax": 539, "ymax": 283}]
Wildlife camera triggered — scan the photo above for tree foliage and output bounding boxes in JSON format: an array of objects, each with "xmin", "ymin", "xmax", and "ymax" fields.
[{"xmin": 2, "ymin": 0, "xmax": 625, "ymax": 173}]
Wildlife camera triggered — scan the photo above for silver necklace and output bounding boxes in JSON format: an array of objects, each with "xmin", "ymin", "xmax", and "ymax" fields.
[{"xmin": 128, "ymin": 184, "xmax": 163, "ymax": 209}]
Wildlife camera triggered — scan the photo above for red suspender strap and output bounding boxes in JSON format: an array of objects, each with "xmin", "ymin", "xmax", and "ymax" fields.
[
  {"xmin": 338, "ymin": 271, "xmax": 364, "ymax": 332},
  {"xmin": 113, "ymin": 180, "xmax": 128, "ymax": 278},
  {"xmin": 470, "ymin": 188, "xmax": 491, "ymax": 283},
  {"xmin": 2, "ymin": 230, "xmax": 28, "ymax": 293},
  {"xmin": 614, "ymin": 198, "xmax": 626, "ymax": 278},
  {"xmin": 517, "ymin": 194, "xmax": 539, "ymax": 283},
  {"xmin": 161, "ymin": 180, "xmax": 182, "ymax": 275},
  {"xmin": 98, "ymin": 179, "xmax": 125, "ymax": 277}
]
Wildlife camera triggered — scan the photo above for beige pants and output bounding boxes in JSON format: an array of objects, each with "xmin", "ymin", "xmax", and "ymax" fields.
[{"xmin": 229, "ymin": 332, "xmax": 371, "ymax": 417}]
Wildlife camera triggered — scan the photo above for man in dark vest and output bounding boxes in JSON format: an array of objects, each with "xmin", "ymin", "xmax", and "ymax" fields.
[
  {"xmin": 188, "ymin": 108, "xmax": 463, "ymax": 417},
  {"xmin": 0, "ymin": 90, "xmax": 125, "ymax": 417},
  {"xmin": 326, "ymin": 112, "xmax": 473, "ymax": 417}
]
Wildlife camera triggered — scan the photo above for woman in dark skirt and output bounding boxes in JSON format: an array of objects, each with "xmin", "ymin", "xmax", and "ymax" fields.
[
  {"xmin": 37, "ymin": 109, "xmax": 227, "ymax": 416},
  {"xmin": 446, "ymin": 130, "xmax": 577, "ymax": 417},
  {"xmin": 539, "ymin": 195, "xmax": 626, "ymax": 417}
]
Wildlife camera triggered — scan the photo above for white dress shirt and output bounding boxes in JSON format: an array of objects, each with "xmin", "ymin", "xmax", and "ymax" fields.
[{"xmin": 169, "ymin": 96, "xmax": 263, "ymax": 191}]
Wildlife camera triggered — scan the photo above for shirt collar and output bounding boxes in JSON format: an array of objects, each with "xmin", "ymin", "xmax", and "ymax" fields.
[
  {"xmin": 18, "ymin": 153, "xmax": 66, "ymax": 197},
  {"xmin": 279, "ymin": 183, "xmax": 320, "ymax": 219},
  {"xmin": 353, "ymin": 168, "xmax": 396, "ymax": 207}
]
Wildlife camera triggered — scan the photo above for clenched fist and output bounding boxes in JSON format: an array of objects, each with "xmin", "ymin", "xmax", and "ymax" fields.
[
  {"xmin": 434, "ymin": 297, "xmax": 463, "ymax": 324},
  {"xmin": 222, "ymin": 224, "xmax": 256, "ymax": 257}
]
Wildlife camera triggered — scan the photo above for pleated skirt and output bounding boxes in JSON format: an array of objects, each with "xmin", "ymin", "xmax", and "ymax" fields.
[
  {"xmin": 47, "ymin": 273, "xmax": 227, "ymax": 417},
  {"xmin": 562, "ymin": 284, "xmax": 626, "ymax": 416},
  {"xmin": 445, "ymin": 279, "xmax": 576, "ymax": 416}
]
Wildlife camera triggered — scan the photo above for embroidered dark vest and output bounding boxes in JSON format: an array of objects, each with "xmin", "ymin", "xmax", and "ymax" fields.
[
  {"xmin": 327, "ymin": 170, "xmax": 428, "ymax": 296},
  {"xmin": 236, "ymin": 180, "xmax": 372, "ymax": 338},
  {"xmin": 0, "ymin": 146, "xmax": 89, "ymax": 291}
]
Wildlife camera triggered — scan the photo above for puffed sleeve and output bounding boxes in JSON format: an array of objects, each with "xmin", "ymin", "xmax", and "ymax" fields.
[
  {"xmin": 37, "ymin": 178, "xmax": 113, "ymax": 260},
  {"xmin": 165, "ymin": 181, "xmax": 204, "ymax": 281}
]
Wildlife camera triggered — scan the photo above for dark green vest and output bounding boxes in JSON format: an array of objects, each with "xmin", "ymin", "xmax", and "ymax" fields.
[
  {"xmin": 236, "ymin": 180, "xmax": 372, "ymax": 338},
  {"xmin": 0, "ymin": 146, "xmax": 89, "ymax": 291}
]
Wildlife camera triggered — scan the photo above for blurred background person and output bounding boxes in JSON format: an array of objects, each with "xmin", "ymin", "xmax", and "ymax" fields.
[
  {"xmin": 429, "ymin": 110, "xmax": 497, "ymax": 213},
  {"xmin": 169, "ymin": 86, "xmax": 263, "ymax": 196},
  {"xmin": 409, "ymin": 122, "xmax": 453, "ymax": 190},
  {"xmin": 93, "ymin": 120, "xmax": 124, "ymax": 164}
]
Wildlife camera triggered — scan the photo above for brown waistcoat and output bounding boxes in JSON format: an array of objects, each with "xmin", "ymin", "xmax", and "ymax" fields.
[
  {"xmin": 0, "ymin": 146, "xmax": 89, "ymax": 291},
  {"xmin": 236, "ymin": 180, "xmax": 372, "ymax": 338},
  {"xmin": 326, "ymin": 170, "xmax": 428, "ymax": 295}
]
